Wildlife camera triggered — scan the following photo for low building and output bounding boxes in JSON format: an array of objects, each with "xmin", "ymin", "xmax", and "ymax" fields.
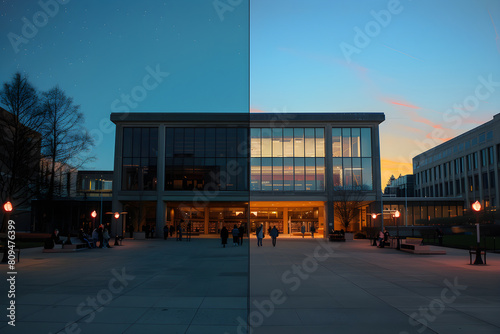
[
  {"xmin": 110, "ymin": 112, "xmax": 385, "ymax": 237},
  {"xmin": 413, "ymin": 113, "xmax": 500, "ymax": 210}
]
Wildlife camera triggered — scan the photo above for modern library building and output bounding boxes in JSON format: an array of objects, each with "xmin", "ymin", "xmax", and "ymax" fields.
[{"xmin": 110, "ymin": 112, "xmax": 384, "ymax": 238}]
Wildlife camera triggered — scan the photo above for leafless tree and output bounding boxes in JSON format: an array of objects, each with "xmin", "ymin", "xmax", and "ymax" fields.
[
  {"xmin": 40, "ymin": 86, "xmax": 95, "ymax": 199},
  {"xmin": 0, "ymin": 72, "xmax": 44, "ymax": 229},
  {"xmin": 333, "ymin": 186, "xmax": 367, "ymax": 231}
]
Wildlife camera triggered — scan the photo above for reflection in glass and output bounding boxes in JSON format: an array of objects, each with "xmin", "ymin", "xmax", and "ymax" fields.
[
  {"xmin": 273, "ymin": 158, "xmax": 283, "ymax": 191},
  {"xmin": 332, "ymin": 128, "xmax": 341, "ymax": 157},
  {"xmin": 283, "ymin": 128, "xmax": 294, "ymax": 157},
  {"xmin": 272, "ymin": 128, "xmax": 283, "ymax": 157},
  {"xmin": 305, "ymin": 128, "xmax": 315, "ymax": 157},
  {"xmin": 284, "ymin": 157, "xmax": 293, "ymax": 191},
  {"xmin": 262, "ymin": 128, "xmax": 272, "ymax": 157},
  {"xmin": 361, "ymin": 128, "xmax": 371, "ymax": 157},
  {"xmin": 315, "ymin": 128, "xmax": 324, "ymax": 157},
  {"xmin": 251, "ymin": 128, "xmax": 261, "ymax": 157},
  {"xmin": 251, "ymin": 157, "xmax": 261, "ymax": 190},
  {"xmin": 351, "ymin": 128, "xmax": 360, "ymax": 157},
  {"xmin": 342, "ymin": 128, "xmax": 351, "ymax": 157},
  {"xmin": 294, "ymin": 128, "xmax": 304, "ymax": 157},
  {"xmin": 305, "ymin": 157, "xmax": 315, "ymax": 191},
  {"xmin": 316, "ymin": 158, "xmax": 325, "ymax": 190},
  {"xmin": 333, "ymin": 158, "xmax": 342, "ymax": 187},
  {"xmin": 261, "ymin": 157, "xmax": 272, "ymax": 191},
  {"xmin": 294, "ymin": 157, "xmax": 305, "ymax": 190}
]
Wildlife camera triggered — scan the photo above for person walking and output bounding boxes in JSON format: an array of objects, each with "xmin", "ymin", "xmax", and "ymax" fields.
[
  {"xmin": 300, "ymin": 224, "xmax": 305, "ymax": 238},
  {"xmin": 163, "ymin": 224, "xmax": 169, "ymax": 240},
  {"xmin": 270, "ymin": 226, "xmax": 279, "ymax": 247},
  {"xmin": 231, "ymin": 225, "xmax": 240, "ymax": 246},
  {"xmin": 310, "ymin": 225, "xmax": 316, "ymax": 238},
  {"xmin": 169, "ymin": 225, "xmax": 174, "ymax": 237},
  {"xmin": 256, "ymin": 224, "xmax": 264, "ymax": 247},
  {"xmin": 238, "ymin": 224, "xmax": 245, "ymax": 246},
  {"xmin": 220, "ymin": 226, "xmax": 228, "ymax": 248}
]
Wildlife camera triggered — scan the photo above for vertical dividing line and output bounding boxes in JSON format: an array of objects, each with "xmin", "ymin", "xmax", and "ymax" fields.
[{"xmin": 247, "ymin": 0, "xmax": 251, "ymax": 332}]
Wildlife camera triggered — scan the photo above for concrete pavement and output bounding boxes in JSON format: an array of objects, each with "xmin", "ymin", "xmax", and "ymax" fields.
[{"xmin": 0, "ymin": 237, "xmax": 498, "ymax": 333}]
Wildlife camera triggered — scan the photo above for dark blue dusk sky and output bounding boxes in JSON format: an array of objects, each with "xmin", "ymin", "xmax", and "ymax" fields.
[{"xmin": 1, "ymin": 0, "xmax": 499, "ymax": 184}]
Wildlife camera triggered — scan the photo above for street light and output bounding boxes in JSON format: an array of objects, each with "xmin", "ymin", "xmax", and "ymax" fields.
[
  {"xmin": 91, "ymin": 210, "xmax": 97, "ymax": 229},
  {"xmin": 472, "ymin": 201, "xmax": 483, "ymax": 265},
  {"xmin": 371, "ymin": 213, "xmax": 379, "ymax": 246},
  {"xmin": 394, "ymin": 210, "xmax": 401, "ymax": 250},
  {"xmin": 2, "ymin": 201, "xmax": 13, "ymax": 263},
  {"xmin": 3, "ymin": 201, "xmax": 13, "ymax": 212}
]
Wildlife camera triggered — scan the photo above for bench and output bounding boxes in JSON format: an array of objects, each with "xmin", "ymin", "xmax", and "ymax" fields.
[
  {"xmin": 469, "ymin": 248, "xmax": 487, "ymax": 265},
  {"xmin": 43, "ymin": 237, "xmax": 92, "ymax": 253},
  {"xmin": 329, "ymin": 233, "xmax": 345, "ymax": 242},
  {"xmin": 400, "ymin": 237, "xmax": 446, "ymax": 255}
]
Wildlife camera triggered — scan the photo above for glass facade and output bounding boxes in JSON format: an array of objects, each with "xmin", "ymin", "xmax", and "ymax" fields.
[
  {"xmin": 251, "ymin": 128, "xmax": 325, "ymax": 191},
  {"xmin": 122, "ymin": 127, "xmax": 158, "ymax": 190},
  {"xmin": 165, "ymin": 127, "xmax": 248, "ymax": 191},
  {"xmin": 332, "ymin": 128, "xmax": 372, "ymax": 190}
]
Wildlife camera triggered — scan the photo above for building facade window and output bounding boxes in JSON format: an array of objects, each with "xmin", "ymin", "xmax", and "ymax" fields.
[
  {"xmin": 251, "ymin": 127, "xmax": 325, "ymax": 191},
  {"xmin": 332, "ymin": 128, "xmax": 373, "ymax": 190},
  {"xmin": 122, "ymin": 127, "xmax": 158, "ymax": 191},
  {"xmin": 165, "ymin": 127, "xmax": 248, "ymax": 191}
]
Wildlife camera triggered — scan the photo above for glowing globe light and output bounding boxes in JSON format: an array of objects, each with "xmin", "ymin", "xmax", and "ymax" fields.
[
  {"xmin": 371, "ymin": 213, "xmax": 377, "ymax": 219},
  {"xmin": 91, "ymin": 210, "xmax": 97, "ymax": 218},
  {"xmin": 3, "ymin": 201, "xmax": 13, "ymax": 212},
  {"xmin": 114, "ymin": 212, "xmax": 120, "ymax": 219},
  {"xmin": 472, "ymin": 201, "xmax": 481, "ymax": 212},
  {"xmin": 394, "ymin": 210, "xmax": 400, "ymax": 218}
]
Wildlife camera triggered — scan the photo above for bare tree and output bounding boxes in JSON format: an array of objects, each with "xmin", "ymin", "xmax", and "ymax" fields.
[
  {"xmin": 333, "ymin": 187, "xmax": 367, "ymax": 231},
  {"xmin": 0, "ymin": 72, "xmax": 44, "ymax": 229},
  {"xmin": 40, "ymin": 86, "xmax": 94, "ymax": 199}
]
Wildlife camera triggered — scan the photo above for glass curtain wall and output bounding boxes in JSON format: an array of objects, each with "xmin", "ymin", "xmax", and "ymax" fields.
[
  {"xmin": 251, "ymin": 128, "xmax": 325, "ymax": 191},
  {"xmin": 122, "ymin": 127, "xmax": 158, "ymax": 190},
  {"xmin": 332, "ymin": 127, "xmax": 372, "ymax": 190},
  {"xmin": 165, "ymin": 127, "xmax": 248, "ymax": 191}
]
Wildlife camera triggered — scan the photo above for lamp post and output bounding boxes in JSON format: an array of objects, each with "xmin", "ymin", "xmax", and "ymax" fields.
[
  {"xmin": 371, "ymin": 213, "xmax": 379, "ymax": 246},
  {"xmin": 2, "ymin": 201, "xmax": 14, "ymax": 263},
  {"xmin": 91, "ymin": 210, "xmax": 97, "ymax": 230},
  {"xmin": 472, "ymin": 201, "xmax": 483, "ymax": 265},
  {"xmin": 394, "ymin": 210, "xmax": 401, "ymax": 250}
]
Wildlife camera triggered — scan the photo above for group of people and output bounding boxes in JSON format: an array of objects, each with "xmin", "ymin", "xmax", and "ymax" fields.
[
  {"xmin": 377, "ymin": 229, "xmax": 390, "ymax": 247},
  {"xmin": 256, "ymin": 224, "xmax": 279, "ymax": 247},
  {"xmin": 45, "ymin": 225, "xmax": 112, "ymax": 249},
  {"xmin": 220, "ymin": 224, "xmax": 246, "ymax": 247}
]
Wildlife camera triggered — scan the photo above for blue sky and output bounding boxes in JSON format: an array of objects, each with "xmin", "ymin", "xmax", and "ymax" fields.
[
  {"xmin": 1, "ymin": 0, "xmax": 249, "ymax": 169},
  {"xmin": 1, "ymin": 0, "xmax": 499, "ymax": 184},
  {"xmin": 251, "ymin": 0, "xmax": 500, "ymax": 183}
]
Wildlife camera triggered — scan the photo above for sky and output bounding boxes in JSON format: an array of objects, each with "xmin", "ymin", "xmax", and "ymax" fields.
[{"xmin": 1, "ymin": 0, "xmax": 499, "ymax": 186}]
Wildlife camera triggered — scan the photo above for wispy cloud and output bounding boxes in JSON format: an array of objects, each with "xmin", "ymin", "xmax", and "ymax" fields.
[{"xmin": 380, "ymin": 44, "xmax": 424, "ymax": 62}]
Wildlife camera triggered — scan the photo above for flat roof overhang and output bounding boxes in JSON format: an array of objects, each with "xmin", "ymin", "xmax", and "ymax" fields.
[{"xmin": 111, "ymin": 112, "xmax": 385, "ymax": 124}]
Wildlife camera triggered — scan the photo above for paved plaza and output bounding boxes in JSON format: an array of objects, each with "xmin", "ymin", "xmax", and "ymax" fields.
[{"xmin": 0, "ymin": 237, "xmax": 499, "ymax": 334}]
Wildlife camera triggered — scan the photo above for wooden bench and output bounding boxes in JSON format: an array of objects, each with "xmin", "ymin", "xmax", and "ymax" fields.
[
  {"xmin": 400, "ymin": 237, "xmax": 446, "ymax": 255},
  {"xmin": 43, "ymin": 237, "xmax": 92, "ymax": 253},
  {"xmin": 469, "ymin": 248, "xmax": 487, "ymax": 265},
  {"xmin": 329, "ymin": 233, "xmax": 346, "ymax": 242}
]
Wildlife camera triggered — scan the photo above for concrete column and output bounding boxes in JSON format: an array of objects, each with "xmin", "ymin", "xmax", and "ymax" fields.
[
  {"xmin": 283, "ymin": 208, "xmax": 288, "ymax": 235},
  {"xmin": 493, "ymin": 145, "xmax": 500, "ymax": 208},
  {"xmin": 112, "ymin": 123, "xmax": 123, "ymax": 237},
  {"xmin": 156, "ymin": 199, "xmax": 166, "ymax": 238},
  {"xmin": 204, "ymin": 207, "xmax": 209, "ymax": 235},
  {"xmin": 325, "ymin": 124, "xmax": 334, "ymax": 238}
]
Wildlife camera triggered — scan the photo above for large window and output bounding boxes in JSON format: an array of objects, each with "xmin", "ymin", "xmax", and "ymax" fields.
[
  {"xmin": 165, "ymin": 127, "xmax": 248, "ymax": 191},
  {"xmin": 251, "ymin": 127, "xmax": 325, "ymax": 191},
  {"xmin": 332, "ymin": 128, "xmax": 373, "ymax": 190},
  {"xmin": 122, "ymin": 127, "xmax": 158, "ymax": 190}
]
